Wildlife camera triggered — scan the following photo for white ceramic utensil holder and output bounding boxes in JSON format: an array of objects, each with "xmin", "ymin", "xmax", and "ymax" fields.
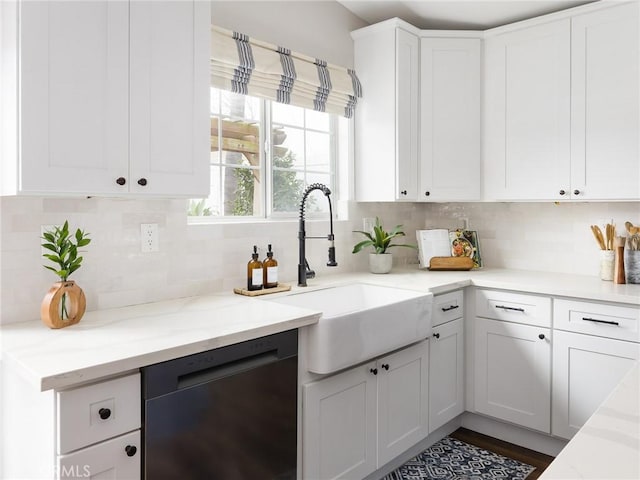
[{"xmin": 599, "ymin": 250, "xmax": 615, "ymax": 281}]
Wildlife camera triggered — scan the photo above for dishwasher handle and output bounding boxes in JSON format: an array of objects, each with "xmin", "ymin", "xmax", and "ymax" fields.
[
  {"xmin": 177, "ymin": 350, "xmax": 280, "ymax": 390},
  {"xmin": 143, "ymin": 329, "xmax": 297, "ymax": 399}
]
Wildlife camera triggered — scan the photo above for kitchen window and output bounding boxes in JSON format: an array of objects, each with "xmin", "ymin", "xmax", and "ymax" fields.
[{"xmin": 188, "ymin": 87, "xmax": 346, "ymax": 220}]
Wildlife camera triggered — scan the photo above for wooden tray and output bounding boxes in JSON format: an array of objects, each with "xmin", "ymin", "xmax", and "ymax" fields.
[
  {"xmin": 428, "ymin": 256, "xmax": 473, "ymax": 271},
  {"xmin": 233, "ymin": 283, "xmax": 291, "ymax": 296}
]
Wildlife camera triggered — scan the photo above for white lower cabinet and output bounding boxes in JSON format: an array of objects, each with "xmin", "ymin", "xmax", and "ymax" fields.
[
  {"xmin": 474, "ymin": 317, "xmax": 551, "ymax": 433},
  {"xmin": 1, "ymin": 370, "xmax": 141, "ymax": 480},
  {"xmin": 303, "ymin": 341, "xmax": 429, "ymax": 480},
  {"xmin": 552, "ymin": 329, "xmax": 640, "ymax": 440},
  {"xmin": 56, "ymin": 373, "xmax": 141, "ymax": 479},
  {"xmin": 429, "ymin": 318, "xmax": 464, "ymax": 433},
  {"xmin": 58, "ymin": 431, "xmax": 140, "ymax": 480}
]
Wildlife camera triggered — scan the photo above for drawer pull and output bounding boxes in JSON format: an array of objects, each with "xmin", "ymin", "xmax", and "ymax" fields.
[
  {"xmin": 495, "ymin": 305, "xmax": 525, "ymax": 312},
  {"xmin": 125, "ymin": 445, "xmax": 137, "ymax": 457},
  {"xmin": 98, "ymin": 408, "xmax": 111, "ymax": 420},
  {"xmin": 441, "ymin": 305, "xmax": 459, "ymax": 312},
  {"xmin": 582, "ymin": 317, "xmax": 620, "ymax": 326},
  {"xmin": 381, "ymin": 363, "xmax": 390, "ymax": 371},
  {"xmin": 433, "ymin": 333, "xmax": 440, "ymax": 339},
  {"xmin": 538, "ymin": 334, "xmax": 545, "ymax": 340}
]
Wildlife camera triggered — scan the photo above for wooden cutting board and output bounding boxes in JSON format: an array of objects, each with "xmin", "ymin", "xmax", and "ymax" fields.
[
  {"xmin": 233, "ymin": 284, "xmax": 291, "ymax": 296},
  {"xmin": 428, "ymin": 256, "xmax": 473, "ymax": 271}
]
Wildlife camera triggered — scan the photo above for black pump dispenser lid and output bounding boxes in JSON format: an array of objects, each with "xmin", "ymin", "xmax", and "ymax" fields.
[
  {"xmin": 252, "ymin": 245, "xmax": 259, "ymax": 260},
  {"xmin": 267, "ymin": 244, "xmax": 273, "ymax": 258}
]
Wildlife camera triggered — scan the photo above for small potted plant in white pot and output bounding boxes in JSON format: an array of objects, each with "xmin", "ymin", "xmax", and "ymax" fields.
[{"xmin": 352, "ymin": 217, "xmax": 417, "ymax": 274}]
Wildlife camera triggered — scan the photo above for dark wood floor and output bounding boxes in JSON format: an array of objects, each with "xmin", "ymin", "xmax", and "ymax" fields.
[{"xmin": 450, "ymin": 428, "xmax": 555, "ymax": 480}]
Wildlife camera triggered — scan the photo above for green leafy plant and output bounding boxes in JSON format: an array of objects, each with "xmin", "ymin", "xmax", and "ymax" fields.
[
  {"xmin": 187, "ymin": 199, "xmax": 213, "ymax": 216},
  {"xmin": 41, "ymin": 221, "xmax": 91, "ymax": 321},
  {"xmin": 41, "ymin": 221, "xmax": 91, "ymax": 281},
  {"xmin": 352, "ymin": 217, "xmax": 417, "ymax": 254}
]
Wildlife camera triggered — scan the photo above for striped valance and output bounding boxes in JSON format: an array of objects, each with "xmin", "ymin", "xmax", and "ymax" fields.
[{"xmin": 211, "ymin": 26, "xmax": 362, "ymax": 118}]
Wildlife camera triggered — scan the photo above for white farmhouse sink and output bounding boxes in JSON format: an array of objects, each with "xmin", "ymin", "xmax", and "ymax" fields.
[{"xmin": 267, "ymin": 283, "xmax": 433, "ymax": 374}]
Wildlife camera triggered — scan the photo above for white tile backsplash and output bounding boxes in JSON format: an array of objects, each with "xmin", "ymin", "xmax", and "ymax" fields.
[{"xmin": 1, "ymin": 196, "xmax": 638, "ymax": 324}]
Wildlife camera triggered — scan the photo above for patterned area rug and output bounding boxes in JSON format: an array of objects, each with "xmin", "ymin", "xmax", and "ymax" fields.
[{"xmin": 382, "ymin": 436, "xmax": 535, "ymax": 480}]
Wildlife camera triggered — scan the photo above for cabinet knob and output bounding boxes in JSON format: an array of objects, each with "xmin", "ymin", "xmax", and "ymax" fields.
[
  {"xmin": 137, "ymin": 178, "xmax": 148, "ymax": 186},
  {"xmin": 370, "ymin": 368, "xmax": 378, "ymax": 375},
  {"xmin": 538, "ymin": 333, "xmax": 546, "ymax": 340},
  {"xmin": 424, "ymin": 191, "xmax": 430, "ymax": 197},
  {"xmin": 559, "ymin": 189, "xmax": 566, "ymax": 196},
  {"xmin": 98, "ymin": 408, "xmax": 111, "ymax": 420},
  {"xmin": 116, "ymin": 177, "xmax": 126, "ymax": 186},
  {"xmin": 573, "ymin": 189, "xmax": 580, "ymax": 195},
  {"xmin": 125, "ymin": 445, "xmax": 137, "ymax": 457},
  {"xmin": 400, "ymin": 190, "xmax": 407, "ymax": 196},
  {"xmin": 381, "ymin": 363, "xmax": 389, "ymax": 371},
  {"xmin": 433, "ymin": 332, "xmax": 440, "ymax": 339}
]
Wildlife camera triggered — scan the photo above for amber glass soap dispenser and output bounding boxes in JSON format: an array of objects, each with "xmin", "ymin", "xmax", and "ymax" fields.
[
  {"xmin": 263, "ymin": 244, "xmax": 278, "ymax": 289},
  {"xmin": 247, "ymin": 245, "xmax": 263, "ymax": 291}
]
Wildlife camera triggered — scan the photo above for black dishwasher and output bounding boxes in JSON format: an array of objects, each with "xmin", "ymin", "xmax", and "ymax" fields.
[{"xmin": 142, "ymin": 329, "xmax": 298, "ymax": 480}]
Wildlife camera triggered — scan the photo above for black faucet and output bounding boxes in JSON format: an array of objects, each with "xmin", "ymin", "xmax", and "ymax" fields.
[{"xmin": 298, "ymin": 183, "xmax": 337, "ymax": 286}]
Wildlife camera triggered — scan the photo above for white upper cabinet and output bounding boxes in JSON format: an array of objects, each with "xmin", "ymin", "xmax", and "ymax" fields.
[
  {"xmin": 129, "ymin": 1, "xmax": 210, "ymax": 196},
  {"xmin": 484, "ymin": 2, "xmax": 639, "ymax": 201},
  {"xmin": 420, "ymin": 38, "xmax": 481, "ymax": 201},
  {"xmin": 484, "ymin": 19, "xmax": 571, "ymax": 201},
  {"xmin": 570, "ymin": 2, "xmax": 639, "ymax": 200},
  {"xmin": 1, "ymin": 0, "xmax": 210, "ymax": 197},
  {"xmin": 11, "ymin": 1, "xmax": 130, "ymax": 195},
  {"xmin": 353, "ymin": 21, "xmax": 482, "ymax": 203},
  {"xmin": 353, "ymin": 21, "xmax": 420, "ymax": 202}
]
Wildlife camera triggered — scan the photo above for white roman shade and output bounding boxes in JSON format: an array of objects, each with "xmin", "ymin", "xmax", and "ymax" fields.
[{"xmin": 211, "ymin": 26, "xmax": 362, "ymax": 118}]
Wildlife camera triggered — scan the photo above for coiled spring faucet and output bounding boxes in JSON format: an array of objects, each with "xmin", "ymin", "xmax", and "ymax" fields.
[{"xmin": 298, "ymin": 183, "xmax": 337, "ymax": 286}]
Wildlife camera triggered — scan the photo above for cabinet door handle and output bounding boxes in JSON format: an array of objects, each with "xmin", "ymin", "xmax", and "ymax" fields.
[
  {"xmin": 582, "ymin": 317, "xmax": 619, "ymax": 326},
  {"xmin": 573, "ymin": 189, "xmax": 580, "ymax": 195},
  {"xmin": 137, "ymin": 178, "xmax": 148, "ymax": 186},
  {"xmin": 125, "ymin": 445, "xmax": 137, "ymax": 457},
  {"xmin": 424, "ymin": 191, "xmax": 430, "ymax": 197},
  {"xmin": 538, "ymin": 333, "xmax": 545, "ymax": 340},
  {"xmin": 98, "ymin": 408, "xmax": 111, "ymax": 420},
  {"xmin": 370, "ymin": 368, "xmax": 378, "ymax": 375},
  {"xmin": 559, "ymin": 189, "xmax": 566, "ymax": 196},
  {"xmin": 400, "ymin": 190, "xmax": 407, "ymax": 196},
  {"xmin": 441, "ymin": 305, "xmax": 459, "ymax": 312},
  {"xmin": 433, "ymin": 333, "xmax": 440, "ymax": 339},
  {"xmin": 381, "ymin": 363, "xmax": 389, "ymax": 371},
  {"xmin": 495, "ymin": 305, "xmax": 525, "ymax": 312},
  {"xmin": 116, "ymin": 177, "xmax": 126, "ymax": 186}
]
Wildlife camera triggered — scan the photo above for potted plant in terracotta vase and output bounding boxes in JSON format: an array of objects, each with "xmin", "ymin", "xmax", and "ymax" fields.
[
  {"xmin": 41, "ymin": 221, "xmax": 91, "ymax": 328},
  {"xmin": 352, "ymin": 217, "xmax": 417, "ymax": 274}
]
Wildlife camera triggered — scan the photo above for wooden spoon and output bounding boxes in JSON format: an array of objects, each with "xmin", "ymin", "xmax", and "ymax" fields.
[{"xmin": 590, "ymin": 225, "xmax": 606, "ymax": 250}]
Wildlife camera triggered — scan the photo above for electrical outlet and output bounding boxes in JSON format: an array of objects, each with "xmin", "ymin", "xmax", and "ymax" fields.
[{"xmin": 141, "ymin": 223, "xmax": 159, "ymax": 253}]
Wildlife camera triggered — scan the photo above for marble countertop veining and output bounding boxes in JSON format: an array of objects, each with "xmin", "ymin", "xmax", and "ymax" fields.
[{"xmin": 1, "ymin": 266, "xmax": 639, "ymax": 393}]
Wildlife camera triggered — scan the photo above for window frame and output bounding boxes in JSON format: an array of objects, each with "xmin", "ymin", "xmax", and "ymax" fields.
[{"xmin": 196, "ymin": 88, "xmax": 341, "ymax": 222}]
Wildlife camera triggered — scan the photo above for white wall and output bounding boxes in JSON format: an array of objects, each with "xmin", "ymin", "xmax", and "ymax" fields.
[{"xmin": 211, "ymin": 1, "xmax": 367, "ymax": 66}]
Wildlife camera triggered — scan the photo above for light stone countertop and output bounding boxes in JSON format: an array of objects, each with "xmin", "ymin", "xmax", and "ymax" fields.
[
  {"xmin": 539, "ymin": 363, "xmax": 640, "ymax": 480},
  {"xmin": 1, "ymin": 266, "xmax": 639, "ymax": 393},
  {"xmin": 1, "ymin": 266, "xmax": 639, "ymax": 478}
]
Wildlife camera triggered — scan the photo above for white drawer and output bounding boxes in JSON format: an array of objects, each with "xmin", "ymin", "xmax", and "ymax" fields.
[
  {"xmin": 57, "ymin": 373, "xmax": 140, "ymax": 454},
  {"xmin": 475, "ymin": 289, "xmax": 551, "ymax": 327},
  {"xmin": 433, "ymin": 290, "xmax": 464, "ymax": 326},
  {"xmin": 57, "ymin": 430, "xmax": 140, "ymax": 480},
  {"xmin": 554, "ymin": 299, "xmax": 640, "ymax": 342}
]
